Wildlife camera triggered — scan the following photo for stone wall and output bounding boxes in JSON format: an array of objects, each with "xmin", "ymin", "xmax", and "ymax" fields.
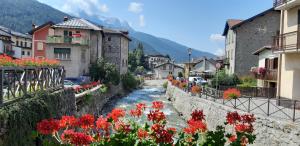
[{"xmin": 166, "ymin": 83, "xmax": 300, "ymax": 146}]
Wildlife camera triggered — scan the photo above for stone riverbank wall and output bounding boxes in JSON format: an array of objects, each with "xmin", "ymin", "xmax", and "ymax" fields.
[
  {"xmin": 0, "ymin": 84, "xmax": 125, "ymax": 146},
  {"xmin": 166, "ymin": 83, "xmax": 300, "ymax": 146}
]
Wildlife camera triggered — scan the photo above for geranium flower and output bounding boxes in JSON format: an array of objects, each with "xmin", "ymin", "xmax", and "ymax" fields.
[
  {"xmin": 136, "ymin": 103, "xmax": 146, "ymax": 110},
  {"xmin": 191, "ymin": 86, "xmax": 201, "ymax": 94},
  {"xmin": 107, "ymin": 108, "xmax": 125, "ymax": 121},
  {"xmin": 229, "ymin": 135, "xmax": 237, "ymax": 142},
  {"xmin": 68, "ymin": 132, "xmax": 94, "ymax": 145},
  {"xmin": 241, "ymin": 114, "xmax": 256, "ymax": 124},
  {"xmin": 226, "ymin": 112, "xmax": 241, "ymax": 125},
  {"xmin": 147, "ymin": 110, "xmax": 166, "ymax": 123},
  {"xmin": 61, "ymin": 129, "xmax": 75, "ymax": 142},
  {"xmin": 235, "ymin": 123, "xmax": 253, "ymax": 133},
  {"xmin": 37, "ymin": 118, "xmax": 60, "ymax": 135},
  {"xmin": 137, "ymin": 128, "xmax": 148, "ymax": 139},
  {"xmin": 59, "ymin": 116, "xmax": 77, "ymax": 128},
  {"xmin": 114, "ymin": 121, "xmax": 131, "ymax": 133},
  {"xmin": 96, "ymin": 116, "xmax": 111, "ymax": 134},
  {"xmin": 151, "ymin": 124, "xmax": 174, "ymax": 144},
  {"xmin": 78, "ymin": 114, "xmax": 95, "ymax": 129},
  {"xmin": 240, "ymin": 136, "xmax": 249, "ymax": 146},
  {"xmin": 223, "ymin": 88, "xmax": 241, "ymax": 100},
  {"xmin": 191, "ymin": 110, "xmax": 205, "ymax": 121},
  {"xmin": 152, "ymin": 101, "xmax": 164, "ymax": 110},
  {"xmin": 186, "ymin": 119, "xmax": 207, "ymax": 133},
  {"xmin": 130, "ymin": 109, "xmax": 142, "ymax": 118}
]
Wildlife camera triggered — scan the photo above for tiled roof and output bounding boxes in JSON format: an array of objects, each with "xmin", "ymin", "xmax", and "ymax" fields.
[
  {"xmin": 103, "ymin": 28, "xmax": 131, "ymax": 41},
  {"xmin": 252, "ymin": 46, "xmax": 272, "ymax": 55},
  {"xmin": 0, "ymin": 29, "xmax": 11, "ymax": 37},
  {"xmin": 53, "ymin": 18, "xmax": 102, "ymax": 30},
  {"xmin": 227, "ymin": 19, "xmax": 243, "ymax": 28},
  {"xmin": 0, "ymin": 25, "xmax": 31, "ymax": 39}
]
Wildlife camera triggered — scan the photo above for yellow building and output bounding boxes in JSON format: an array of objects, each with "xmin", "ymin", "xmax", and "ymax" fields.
[{"xmin": 273, "ymin": 0, "xmax": 300, "ymax": 100}]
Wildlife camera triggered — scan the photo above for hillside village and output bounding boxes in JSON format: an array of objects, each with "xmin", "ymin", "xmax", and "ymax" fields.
[{"xmin": 0, "ymin": 0, "xmax": 300, "ymax": 146}]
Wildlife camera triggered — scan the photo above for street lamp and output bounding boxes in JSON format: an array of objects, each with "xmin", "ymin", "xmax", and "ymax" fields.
[{"xmin": 187, "ymin": 48, "xmax": 192, "ymax": 91}]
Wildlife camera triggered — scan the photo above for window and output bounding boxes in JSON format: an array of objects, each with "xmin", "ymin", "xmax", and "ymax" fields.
[
  {"xmin": 273, "ymin": 58, "xmax": 278, "ymax": 69},
  {"xmin": 163, "ymin": 65, "xmax": 166, "ymax": 70},
  {"xmin": 20, "ymin": 41, "xmax": 23, "ymax": 47},
  {"xmin": 37, "ymin": 42, "xmax": 43, "ymax": 50},
  {"xmin": 16, "ymin": 41, "xmax": 19, "ymax": 46},
  {"xmin": 22, "ymin": 51, "xmax": 25, "ymax": 55},
  {"xmin": 25, "ymin": 42, "xmax": 27, "ymax": 48},
  {"xmin": 27, "ymin": 51, "xmax": 30, "ymax": 56},
  {"xmin": 81, "ymin": 49, "xmax": 86, "ymax": 63},
  {"xmin": 30, "ymin": 43, "xmax": 32, "ymax": 48},
  {"xmin": 54, "ymin": 48, "xmax": 71, "ymax": 60}
]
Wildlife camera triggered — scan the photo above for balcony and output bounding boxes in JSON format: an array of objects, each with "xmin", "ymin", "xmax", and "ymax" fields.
[
  {"xmin": 47, "ymin": 36, "xmax": 89, "ymax": 46},
  {"xmin": 253, "ymin": 69, "xmax": 278, "ymax": 81},
  {"xmin": 272, "ymin": 31, "xmax": 300, "ymax": 53},
  {"xmin": 273, "ymin": 0, "xmax": 300, "ymax": 10}
]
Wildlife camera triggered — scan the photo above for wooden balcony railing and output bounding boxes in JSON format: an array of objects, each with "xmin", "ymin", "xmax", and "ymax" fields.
[
  {"xmin": 47, "ymin": 36, "xmax": 90, "ymax": 46},
  {"xmin": 272, "ymin": 31, "xmax": 300, "ymax": 52},
  {"xmin": 273, "ymin": 0, "xmax": 293, "ymax": 7},
  {"xmin": 261, "ymin": 69, "xmax": 278, "ymax": 81}
]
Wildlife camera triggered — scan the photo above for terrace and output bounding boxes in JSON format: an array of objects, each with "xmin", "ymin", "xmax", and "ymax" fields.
[
  {"xmin": 47, "ymin": 35, "xmax": 90, "ymax": 46},
  {"xmin": 272, "ymin": 31, "xmax": 300, "ymax": 53}
]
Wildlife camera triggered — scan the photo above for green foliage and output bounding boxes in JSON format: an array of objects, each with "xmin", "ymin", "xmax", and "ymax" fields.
[
  {"xmin": 238, "ymin": 76, "xmax": 257, "ymax": 87},
  {"xmin": 211, "ymin": 70, "xmax": 241, "ymax": 87},
  {"xmin": 89, "ymin": 58, "xmax": 120, "ymax": 85},
  {"xmin": 128, "ymin": 43, "xmax": 148, "ymax": 73},
  {"xmin": 135, "ymin": 66, "xmax": 146, "ymax": 75},
  {"xmin": 163, "ymin": 81, "xmax": 168, "ymax": 89},
  {"xmin": 203, "ymin": 126, "xmax": 226, "ymax": 146},
  {"xmin": 178, "ymin": 72, "xmax": 183, "ymax": 78},
  {"xmin": 121, "ymin": 73, "xmax": 139, "ymax": 91},
  {"xmin": 99, "ymin": 85, "xmax": 108, "ymax": 94}
]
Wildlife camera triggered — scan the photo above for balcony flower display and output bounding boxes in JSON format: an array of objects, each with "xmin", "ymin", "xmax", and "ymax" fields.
[
  {"xmin": 36, "ymin": 101, "xmax": 256, "ymax": 146},
  {"xmin": 250, "ymin": 67, "xmax": 266, "ymax": 78},
  {"xmin": 0, "ymin": 54, "xmax": 59, "ymax": 67},
  {"xmin": 223, "ymin": 88, "xmax": 241, "ymax": 100}
]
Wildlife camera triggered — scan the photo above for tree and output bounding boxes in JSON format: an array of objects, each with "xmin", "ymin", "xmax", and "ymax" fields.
[
  {"xmin": 89, "ymin": 58, "xmax": 120, "ymax": 85},
  {"xmin": 128, "ymin": 43, "xmax": 148, "ymax": 73}
]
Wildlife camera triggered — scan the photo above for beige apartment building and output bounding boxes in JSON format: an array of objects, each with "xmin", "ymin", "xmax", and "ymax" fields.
[
  {"xmin": 45, "ymin": 18, "xmax": 103, "ymax": 77},
  {"xmin": 273, "ymin": 0, "xmax": 300, "ymax": 100}
]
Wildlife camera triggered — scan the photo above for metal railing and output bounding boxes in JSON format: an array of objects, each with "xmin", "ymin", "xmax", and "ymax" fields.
[
  {"xmin": 0, "ymin": 66, "xmax": 65, "ymax": 106},
  {"xmin": 273, "ymin": 0, "xmax": 293, "ymax": 7},
  {"xmin": 272, "ymin": 31, "xmax": 300, "ymax": 52},
  {"xmin": 47, "ymin": 36, "xmax": 90, "ymax": 45},
  {"xmin": 201, "ymin": 87, "xmax": 300, "ymax": 122}
]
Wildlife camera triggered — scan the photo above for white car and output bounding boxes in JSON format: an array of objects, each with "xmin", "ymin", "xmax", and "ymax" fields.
[{"xmin": 189, "ymin": 77, "xmax": 207, "ymax": 85}]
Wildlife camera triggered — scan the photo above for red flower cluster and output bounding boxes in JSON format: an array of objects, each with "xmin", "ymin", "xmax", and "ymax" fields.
[
  {"xmin": 223, "ymin": 88, "xmax": 241, "ymax": 100},
  {"xmin": 0, "ymin": 54, "xmax": 59, "ymax": 67},
  {"xmin": 107, "ymin": 108, "xmax": 125, "ymax": 121},
  {"xmin": 130, "ymin": 103, "xmax": 146, "ymax": 118},
  {"xmin": 152, "ymin": 101, "xmax": 164, "ymax": 110},
  {"xmin": 151, "ymin": 124, "xmax": 175, "ymax": 144},
  {"xmin": 147, "ymin": 110, "xmax": 166, "ymax": 123},
  {"xmin": 191, "ymin": 85, "xmax": 202, "ymax": 94},
  {"xmin": 190, "ymin": 110, "xmax": 205, "ymax": 121},
  {"xmin": 183, "ymin": 110, "xmax": 207, "ymax": 135},
  {"xmin": 73, "ymin": 81, "xmax": 101, "ymax": 94},
  {"xmin": 59, "ymin": 116, "xmax": 77, "ymax": 128},
  {"xmin": 61, "ymin": 130, "xmax": 93, "ymax": 145},
  {"xmin": 96, "ymin": 116, "xmax": 111, "ymax": 136},
  {"xmin": 37, "ymin": 119, "xmax": 60, "ymax": 135},
  {"xmin": 137, "ymin": 128, "xmax": 148, "ymax": 139},
  {"xmin": 226, "ymin": 111, "xmax": 241, "ymax": 125},
  {"xmin": 77, "ymin": 114, "xmax": 95, "ymax": 129}
]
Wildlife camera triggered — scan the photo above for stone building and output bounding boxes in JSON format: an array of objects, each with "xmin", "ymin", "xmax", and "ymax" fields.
[
  {"xmin": 145, "ymin": 54, "xmax": 171, "ymax": 70},
  {"xmin": 103, "ymin": 29, "xmax": 131, "ymax": 74},
  {"xmin": 154, "ymin": 61, "xmax": 184, "ymax": 79},
  {"xmin": 223, "ymin": 8, "xmax": 280, "ymax": 76}
]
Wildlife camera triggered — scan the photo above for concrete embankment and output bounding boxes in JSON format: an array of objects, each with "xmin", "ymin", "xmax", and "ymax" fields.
[{"xmin": 166, "ymin": 83, "xmax": 300, "ymax": 146}]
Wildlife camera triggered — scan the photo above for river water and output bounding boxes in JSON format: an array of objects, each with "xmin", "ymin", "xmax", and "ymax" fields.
[{"xmin": 101, "ymin": 85, "xmax": 187, "ymax": 130}]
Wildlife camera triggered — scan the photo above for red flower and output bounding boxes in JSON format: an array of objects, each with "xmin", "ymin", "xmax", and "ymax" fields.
[
  {"xmin": 240, "ymin": 136, "xmax": 249, "ymax": 146},
  {"xmin": 226, "ymin": 112, "xmax": 241, "ymax": 125},
  {"xmin": 108, "ymin": 108, "xmax": 125, "ymax": 121},
  {"xmin": 147, "ymin": 110, "xmax": 166, "ymax": 123},
  {"xmin": 241, "ymin": 114, "xmax": 256, "ymax": 124},
  {"xmin": 78, "ymin": 114, "xmax": 95, "ymax": 129},
  {"xmin": 152, "ymin": 101, "xmax": 164, "ymax": 110},
  {"xmin": 137, "ymin": 128, "xmax": 148, "ymax": 139},
  {"xmin": 167, "ymin": 127, "xmax": 177, "ymax": 134},
  {"xmin": 151, "ymin": 124, "xmax": 174, "ymax": 144},
  {"xmin": 235, "ymin": 123, "xmax": 253, "ymax": 133},
  {"xmin": 59, "ymin": 116, "xmax": 77, "ymax": 128},
  {"xmin": 229, "ymin": 135, "xmax": 237, "ymax": 142},
  {"xmin": 130, "ymin": 109, "xmax": 142, "ymax": 118},
  {"xmin": 61, "ymin": 129, "xmax": 75, "ymax": 142},
  {"xmin": 191, "ymin": 85, "xmax": 201, "ymax": 94},
  {"xmin": 96, "ymin": 116, "xmax": 111, "ymax": 134},
  {"xmin": 68, "ymin": 132, "xmax": 94, "ymax": 145},
  {"xmin": 187, "ymin": 119, "xmax": 207, "ymax": 133},
  {"xmin": 223, "ymin": 88, "xmax": 241, "ymax": 100},
  {"xmin": 114, "ymin": 121, "xmax": 131, "ymax": 133},
  {"xmin": 136, "ymin": 103, "xmax": 146, "ymax": 110},
  {"xmin": 37, "ymin": 118, "xmax": 60, "ymax": 135},
  {"xmin": 191, "ymin": 110, "xmax": 205, "ymax": 121}
]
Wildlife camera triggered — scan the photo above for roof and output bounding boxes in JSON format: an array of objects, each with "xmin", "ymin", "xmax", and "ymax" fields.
[
  {"xmin": 53, "ymin": 18, "xmax": 102, "ymax": 30},
  {"xmin": 0, "ymin": 29, "xmax": 11, "ymax": 37},
  {"xmin": 154, "ymin": 62, "xmax": 184, "ymax": 69},
  {"xmin": 252, "ymin": 46, "xmax": 272, "ymax": 55},
  {"xmin": 146, "ymin": 54, "xmax": 169, "ymax": 58},
  {"xmin": 103, "ymin": 28, "xmax": 131, "ymax": 41},
  {"xmin": 232, "ymin": 8, "xmax": 279, "ymax": 29},
  {"xmin": 28, "ymin": 21, "xmax": 54, "ymax": 35},
  {"xmin": 222, "ymin": 19, "xmax": 243, "ymax": 36},
  {"xmin": 0, "ymin": 25, "xmax": 31, "ymax": 39}
]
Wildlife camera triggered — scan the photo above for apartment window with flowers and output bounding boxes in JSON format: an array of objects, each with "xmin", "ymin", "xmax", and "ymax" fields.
[{"xmin": 54, "ymin": 48, "xmax": 71, "ymax": 60}]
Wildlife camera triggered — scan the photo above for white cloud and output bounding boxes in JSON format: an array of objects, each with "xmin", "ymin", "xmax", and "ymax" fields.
[
  {"xmin": 139, "ymin": 14, "xmax": 145, "ymax": 27},
  {"xmin": 214, "ymin": 48, "xmax": 225, "ymax": 56},
  {"xmin": 210, "ymin": 34, "xmax": 225, "ymax": 42},
  {"xmin": 61, "ymin": 0, "xmax": 109, "ymax": 17},
  {"xmin": 128, "ymin": 2, "xmax": 143, "ymax": 13}
]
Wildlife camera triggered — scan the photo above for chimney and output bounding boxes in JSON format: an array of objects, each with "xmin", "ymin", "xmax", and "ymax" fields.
[
  {"xmin": 64, "ymin": 16, "xmax": 69, "ymax": 22},
  {"xmin": 32, "ymin": 23, "xmax": 36, "ymax": 29}
]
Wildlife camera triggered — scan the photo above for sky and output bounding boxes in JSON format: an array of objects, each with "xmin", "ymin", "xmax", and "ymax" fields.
[{"xmin": 37, "ymin": 0, "xmax": 273, "ymax": 56}]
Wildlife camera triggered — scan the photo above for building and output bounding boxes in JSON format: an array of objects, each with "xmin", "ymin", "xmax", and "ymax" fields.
[
  {"xmin": 145, "ymin": 54, "xmax": 171, "ymax": 70},
  {"xmin": 0, "ymin": 26, "xmax": 32, "ymax": 58},
  {"xmin": 222, "ymin": 19, "xmax": 243, "ymax": 75},
  {"xmin": 223, "ymin": 9, "xmax": 280, "ymax": 76},
  {"xmin": 252, "ymin": 46, "xmax": 278, "ymax": 88},
  {"xmin": 154, "ymin": 61, "xmax": 184, "ymax": 79},
  {"xmin": 103, "ymin": 29, "xmax": 131, "ymax": 74},
  {"xmin": 0, "ymin": 29, "xmax": 13, "ymax": 56},
  {"xmin": 273, "ymin": 0, "xmax": 300, "ymax": 100},
  {"xmin": 184, "ymin": 57, "xmax": 218, "ymax": 79},
  {"xmin": 29, "ymin": 21, "xmax": 54, "ymax": 59}
]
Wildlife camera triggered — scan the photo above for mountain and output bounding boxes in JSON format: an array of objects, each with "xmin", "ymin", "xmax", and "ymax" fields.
[{"xmin": 0, "ymin": 0, "xmax": 215, "ymax": 62}]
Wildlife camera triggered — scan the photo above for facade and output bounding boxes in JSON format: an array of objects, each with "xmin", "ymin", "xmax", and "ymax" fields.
[
  {"xmin": 103, "ymin": 29, "xmax": 130, "ymax": 74},
  {"xmin": 0, "ymin": 29, "xmax": 13, "ymax": 56},
  {"xmin": 145, "ymin": 54, "xmax": 171, "ymax": 70},
  {"xmin": 252, "ymin": 46, "xmax": 278, "ymax": 88},
  {"xmin": 29, "ymin": 21, "xmax": 54, "ymax": 59},
  {"xmin": 192, "ymin": 58, "xmax": 217, "ymax": 75},
  {"xmin": 154, "ymin": 62, "xmax": 184, "ymax": 79},
  {"xmin": 273, "ymin": 0, "xmax": 300, "ymax": 100},
  {"xmin": 223, "ymin": 9, "xmax": 280, "ymax": 76},
  {"xmin": 0, "ymin": 26, "xmax": 32, "ymax": 58}
]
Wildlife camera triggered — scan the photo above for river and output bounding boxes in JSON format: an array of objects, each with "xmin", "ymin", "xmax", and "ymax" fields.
[{"xmin": 101, "ymin": 80, "xmax": 187, "ymax": 130}]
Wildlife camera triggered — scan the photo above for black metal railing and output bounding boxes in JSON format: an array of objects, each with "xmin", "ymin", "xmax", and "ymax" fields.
[
  {"xmin": 218, "ymin": 86, "xmax": 277, "ymax": 99},
  {"xmin": 202, "ymin": 87, "xmax": 300, "ymax": 122},
  {"xmin": 272, "ymin": 31, "xmax": 300, "ymax": 52},
  {"xmin": 0, "ymin": 66, "xmax": 65, "ymax": 106}
]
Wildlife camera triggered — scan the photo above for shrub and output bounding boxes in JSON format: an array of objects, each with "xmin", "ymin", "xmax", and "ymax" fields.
[
  {"xmin": 36, "ymin": 102, "xmax": 256, "ymax": 146},
  {"xmin": 99, "ymin": 85, "xmax": 108, "ymax": 94},
  {"xmin": 121, "ymin": 73, "xmax": 138, "ymax": 91},
  {"xmin": 179, "ymin": 82, "xmax": 187, "ymax": 89},
  {"xmin": 211, "ymin": 70, "xmax": 240, "ymax": 87},
  {"xmin": 178, "ymin": 72, "xmax": 183, "ymax": 78},
  {"xmin": 239, "ymin": 76, "xmax": 257, "ymax": 87},
  {"xmin": 163, "ymin": 81, "xmax": 168, "ymax": 89}
]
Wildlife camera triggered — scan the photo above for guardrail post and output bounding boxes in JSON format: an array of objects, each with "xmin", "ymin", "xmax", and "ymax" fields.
[
  {"xmin": 0, "ymin": 69, "xmax": 3, "ymax": 106},
  {"xmin": 248, "ymin": 97, "xmax": 251, "ymax": 113},
  {"xmin": 234, "ymin": 98, "xmax": 237, "ymax": 109},
  {"xmin": 293, "ymin": 100, "xmax": 296, "ymax": 122},
  {"xmin": 267, "ymin": 98, "xmax": 270, "ymax": 116}
]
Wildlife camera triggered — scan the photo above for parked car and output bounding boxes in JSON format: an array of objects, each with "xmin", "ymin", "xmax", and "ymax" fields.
[
  {"xmin": 189, "ymin": 77, "xmax": 207, "ymax": 85},
  {"xmin": 64, "ymin": 80, "xmax": 80, "ymax": 89}
]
